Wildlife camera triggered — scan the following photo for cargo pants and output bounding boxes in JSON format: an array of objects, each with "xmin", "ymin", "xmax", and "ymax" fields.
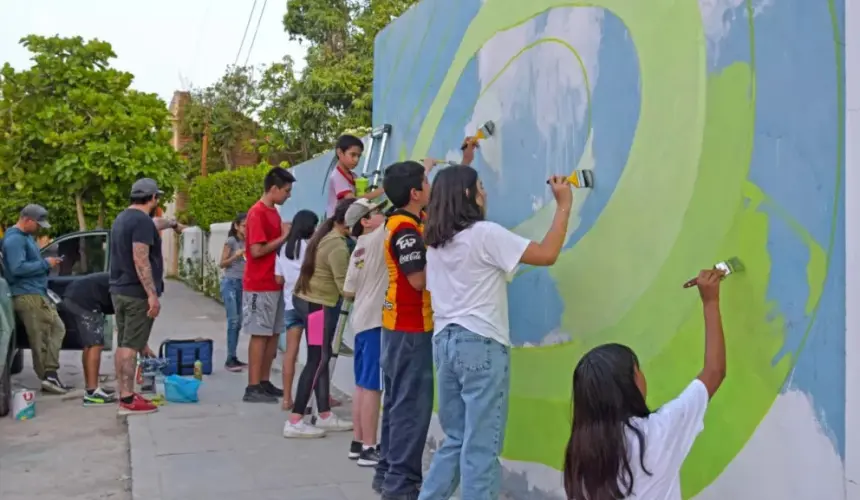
[{"xmin": 13, "ymin": 294, "xmax": 66, "ymax": 379}]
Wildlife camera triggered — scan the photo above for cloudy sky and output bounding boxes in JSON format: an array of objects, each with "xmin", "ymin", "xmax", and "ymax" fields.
[{"xmin": 0, "ymin": 0, "xmax": 307, "ymax": 105}]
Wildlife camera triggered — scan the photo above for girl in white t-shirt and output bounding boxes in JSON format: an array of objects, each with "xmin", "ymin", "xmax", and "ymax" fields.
[
  {"xmin": 563, "ymin": 270, "xmax": 726, "ymax": 500},
  {"xmin": 274, "ymin": 209, "xmax": 318, "ymax": 411},
  {"xmin": 420, "ymin": 165, "xmax": 574, "ymax": 500}
]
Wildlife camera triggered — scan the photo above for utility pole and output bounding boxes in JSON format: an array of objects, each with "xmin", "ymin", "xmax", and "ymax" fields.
[{"xmin": 201, "ymin": 120, "xmax": 209, "ymax": 177}]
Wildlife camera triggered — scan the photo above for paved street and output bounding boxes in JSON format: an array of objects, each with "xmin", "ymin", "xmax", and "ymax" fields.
[
  {"xmin": 129, "ymin": 281, "xmax": 377, "ymax": 500},
  {"xmin": 0, "ymin": 343, "xmax": 130, "ymax": 500},
  {"xmin": 1, "ymin": 281, "xmax": 376, "ymax": 500}
]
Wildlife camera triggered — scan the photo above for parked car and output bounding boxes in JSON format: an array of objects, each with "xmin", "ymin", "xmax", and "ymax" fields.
[{"xmin": 0, "ymin": 230, "xmax": 113, "ymax": 416}]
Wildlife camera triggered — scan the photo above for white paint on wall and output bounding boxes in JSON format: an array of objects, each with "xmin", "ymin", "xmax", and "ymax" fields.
[{"xmin": 694, "ymin": 390, "xmax": 844, "ymax": 500}]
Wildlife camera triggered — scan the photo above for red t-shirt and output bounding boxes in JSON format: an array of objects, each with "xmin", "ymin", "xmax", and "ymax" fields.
[{"xmin": 243, "ymin": 201, "xmax": 282, "ymax": 292}]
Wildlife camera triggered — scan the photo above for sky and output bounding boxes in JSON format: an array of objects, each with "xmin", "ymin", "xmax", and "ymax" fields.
[{"xmin": 0, "ymin": 0, "xmax": 308, "ymax": 105}]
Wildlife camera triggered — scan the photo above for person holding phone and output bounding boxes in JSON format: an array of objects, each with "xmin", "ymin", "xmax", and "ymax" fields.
[{"xmin": 1, "ymin": 204, "xmax": 68, "ymax": 394}]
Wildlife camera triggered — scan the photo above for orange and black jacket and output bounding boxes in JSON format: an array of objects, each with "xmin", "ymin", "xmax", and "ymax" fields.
[{"xmin": 382, "ymin": 209, "xmax": 433, "ymax": 333}]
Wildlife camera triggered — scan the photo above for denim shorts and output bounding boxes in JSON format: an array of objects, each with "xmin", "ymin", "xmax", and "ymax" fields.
[{"xmin": 284, "ymin": 308, "xmax": 304, "ymax": 330}]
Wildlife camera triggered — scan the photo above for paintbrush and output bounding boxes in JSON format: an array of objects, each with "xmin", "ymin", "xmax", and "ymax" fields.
[
  {"xmin": 683, "ymin": 257, "xmax": 745, "ymax": 288},
  {"xmin": 461, "ymin": 120, "xmax": 496, "ymax": 150},
  {"xmin": 545, "ymin": 169, "xmax": 594, "ymax": 188}
]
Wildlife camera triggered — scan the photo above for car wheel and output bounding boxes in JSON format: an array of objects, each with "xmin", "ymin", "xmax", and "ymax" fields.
[
  {"xmin": 10, "ymin": 349, "xmax": 22, "ymax": 375},
  {"xmin": 0, "ymin": 349, "xmax": 11, "ymax": 417}
]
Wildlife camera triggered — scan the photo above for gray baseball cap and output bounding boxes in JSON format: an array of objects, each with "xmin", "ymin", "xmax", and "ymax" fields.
[
  {"xmin": 20, "ymin": 204, "xmax": 50, "ymax": 228},
  {"xmin": 345, "ymin": 198, "xmax": 387, "ymax": 229},
  {"xmin": 131, "ymin": 178, "xmax": 164, "ymax": 197}
]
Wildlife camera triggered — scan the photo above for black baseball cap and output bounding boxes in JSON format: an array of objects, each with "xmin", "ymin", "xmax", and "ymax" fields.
[{"xmin": 131, "ymin": 178, "xmax": 164, "ymax": 197}]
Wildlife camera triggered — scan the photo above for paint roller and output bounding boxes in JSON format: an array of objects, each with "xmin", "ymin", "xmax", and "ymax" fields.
[{"xmin": 682, "ymin": 257, "xmax": 745, "ymax": 288}]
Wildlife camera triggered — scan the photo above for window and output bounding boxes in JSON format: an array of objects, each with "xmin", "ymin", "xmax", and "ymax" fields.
[{"xmin": 44, "ymin": 233, "xmax": 108, "ymax": 277}]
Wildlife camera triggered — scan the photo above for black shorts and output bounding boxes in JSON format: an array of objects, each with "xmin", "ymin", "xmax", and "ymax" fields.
[{"xmin": 63, "ymin": 299, "xmax": 105, "ymax": 347}]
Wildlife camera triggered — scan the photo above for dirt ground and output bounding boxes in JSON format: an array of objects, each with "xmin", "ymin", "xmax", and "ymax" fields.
[{"xmin": 0, "ymin": 350, "xmax": 130, "ymax": 500}]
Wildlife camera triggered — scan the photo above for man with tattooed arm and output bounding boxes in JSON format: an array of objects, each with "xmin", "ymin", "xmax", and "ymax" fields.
[{"xmin": 109, "ymin": 178, "xmax": 182, "ymax": 415}]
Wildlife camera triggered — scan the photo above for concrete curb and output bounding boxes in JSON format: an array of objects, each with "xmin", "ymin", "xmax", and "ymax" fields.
[{"xmin": 128, "ymin": 414, "xmax": 163, "ymax": 500}]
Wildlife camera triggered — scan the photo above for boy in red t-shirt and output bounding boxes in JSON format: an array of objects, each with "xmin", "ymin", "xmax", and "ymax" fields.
[{"xmin": 242, "ymin": 167, "xmax": 296, "ymax": 403}]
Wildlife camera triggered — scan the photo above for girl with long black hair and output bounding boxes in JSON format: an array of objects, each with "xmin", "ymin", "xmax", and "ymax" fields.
[
  {"xmin": 219, "ymin": 212, "xmax": 247, "ymax": 371},
  {"xmin": 563, "ymin": 270, "xmax": 725, "ymax": 500},
  {"xmin": 275, "ymin": 209, "xmax": 319, "ymax": 411},
  {"xmin": 283, "ymin": 198, "xmax": 355, "ymax": 438},
  {"xmin": 419, "ymin": 165, "xmax": 573, "ymax": 500}
]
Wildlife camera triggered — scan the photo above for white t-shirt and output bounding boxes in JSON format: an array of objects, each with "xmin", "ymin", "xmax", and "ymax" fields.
[
  {"xmin": 343, "ymin": 226, "xmax": 388, "ymax": 334},
  {"xmin": 274, "ymin": 240, "xmax": 306, "ymax": 311},
  {"xmin": 425, "ymin": 221, "xmax": 530, "ymax": 346},
  {"xmin": 327, "ymin": 165, "xmax": 356, "ymax": 216},
  {"xmin": 623, "ymin": 379, "xmax": 709, "ymax": 499}
]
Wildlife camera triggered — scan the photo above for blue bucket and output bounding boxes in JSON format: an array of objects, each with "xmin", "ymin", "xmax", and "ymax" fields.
[{"xmin": 163, "ymin": 375, "xmax": 201, "ymax": 403}]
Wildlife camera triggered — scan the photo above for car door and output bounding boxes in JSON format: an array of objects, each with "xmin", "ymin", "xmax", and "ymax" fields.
[{"xmin": 14, "ymin": 230, "xmax": 112, "ymax": 350}]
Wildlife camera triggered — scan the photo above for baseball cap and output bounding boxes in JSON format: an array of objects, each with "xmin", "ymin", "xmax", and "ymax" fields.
[
  {"xmin": 345, "ymin": 198, "xmax": 387, "ymax": 229},
  {"xmin": 20, "ymin": 204, "xmax": 50, "ymax": 228},
  {"xmin": 131, "ymin": 178, "xmax": 164, "ymax": 197}
]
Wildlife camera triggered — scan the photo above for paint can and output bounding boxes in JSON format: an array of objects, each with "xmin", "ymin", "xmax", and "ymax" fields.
[{"xmin": 11, "ymin": 389, "xmax": 36, "ymax": 420}]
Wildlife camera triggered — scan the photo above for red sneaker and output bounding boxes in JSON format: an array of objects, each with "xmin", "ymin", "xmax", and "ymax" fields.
[{"xmin": 118, "ymin": 393, "xmax": 158, "ymax": 416}]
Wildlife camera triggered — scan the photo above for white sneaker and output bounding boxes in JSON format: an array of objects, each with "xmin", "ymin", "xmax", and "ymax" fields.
[
  {"xmin": 316, "ymin": 413, "xmax": 353, "ymax": 432},
  {"xmin": 283, "ymin": 420, "xmax": 326, "ymax": 439}
]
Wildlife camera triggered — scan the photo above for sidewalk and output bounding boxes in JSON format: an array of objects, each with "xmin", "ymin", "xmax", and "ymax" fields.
[{"xmin": 128, "ymin": 282, "xmax": 378, "ymax": 500}]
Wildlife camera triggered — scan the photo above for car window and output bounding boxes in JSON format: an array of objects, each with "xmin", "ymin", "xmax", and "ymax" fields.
[{"xmin": 45, "ymin": 233, "xmax": 108, "ymax": 277}]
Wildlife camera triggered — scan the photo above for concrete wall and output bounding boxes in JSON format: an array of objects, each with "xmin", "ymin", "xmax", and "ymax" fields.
[{"xmin": 282, "ymin": 0, "xmax": 854, "ymax": 498}]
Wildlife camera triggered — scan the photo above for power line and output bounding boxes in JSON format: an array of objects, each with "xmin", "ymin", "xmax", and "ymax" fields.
[
  {"xmin": 243, "ymin": 0, "xmax": 268, "ymax": 67},
  {"xmin": 234, "ymin": 0, "xmax": 259, "ymax": 66}
]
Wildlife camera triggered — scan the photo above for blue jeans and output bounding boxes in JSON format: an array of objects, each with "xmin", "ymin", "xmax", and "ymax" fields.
[
  {"xmin": 220, "ymin": 277, "xmax": 242, "ymax": 359},
  {"xmin": 418, "ymin": 325, "xmax": 510, "ymax": 500},
  {"xmin": 374, "ymin": 329, "xmax": 434, "ymax": 499}
]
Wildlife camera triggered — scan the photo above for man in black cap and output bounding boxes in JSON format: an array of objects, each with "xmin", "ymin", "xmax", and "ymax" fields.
[
  {"xmin": 1, "ymin": 204, "xmax": 67, "ymax": 393},
  {"xmin": 109, "ymin": 178, "xmax": 170, "ymax": 415}
]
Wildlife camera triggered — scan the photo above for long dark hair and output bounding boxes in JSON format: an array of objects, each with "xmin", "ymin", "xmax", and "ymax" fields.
[
  {"xmin": 283, "ymin": 210, "xmax": 319, "ymax": 260},
  {"xmin": 227, "ymin": 212, "xmax": 247, "ymax": 240},
  {"xmin": 294, "ymin": 198, "xmax": 353, "ymax": 295},
  {"xmin": 424, "ymin": 165, "xmax": 483, "ymax": 248},
  {"xmin": 564, "ymin": 344, "xmax": 652, "ymax": 500}
]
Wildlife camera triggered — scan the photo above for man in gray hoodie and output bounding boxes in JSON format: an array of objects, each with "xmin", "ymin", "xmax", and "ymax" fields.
[{"xmin": 1, "ymin": 204, "xmax": 66, "ymax": 393}]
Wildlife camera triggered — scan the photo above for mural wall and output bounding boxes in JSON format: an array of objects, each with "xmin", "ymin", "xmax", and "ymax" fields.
[{"xmin": 281, "ymin": 0, "xmax": 847, "ymax": 497}]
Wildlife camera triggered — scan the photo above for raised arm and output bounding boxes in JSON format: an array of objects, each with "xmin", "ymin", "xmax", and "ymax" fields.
[
  {"xmin": 520, "ymin": 176, "xmax": 573, "ymax": 266},
  {"xmin": 694, "ymin": 270, "xmax": 726, "ymax": 398}
]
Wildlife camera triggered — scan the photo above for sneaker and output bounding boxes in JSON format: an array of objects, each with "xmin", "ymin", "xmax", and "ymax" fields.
[
  {"xmin": 348, "ymin": 440, "xmax": 362, "ymax": 460},
  {"xmin": 357, "ymin": 446, "xmax": 381, "ymax": 467},
  {"xmin": 41, "ymin": 374, "xmax": 70, "ymax": 395},
  {"xmin": 234, "ymin": 358, "xmax": 248, "ymax": 367},
  {"xmin": 118, "ymin": 394, "xmax": 158, "ymax": 416},
  {"xmin": 83, "ymin": 387, "xmax": 118, "ymax": 406},
  {"xmin": 224, "ymin": 357, "xmax": 243, "ymax": 373},
  {"xmin": 243, "ymin": 385, "xmax": 278, "ymax": 403},
  {"xmin": 283, "ymin": 419, "xmax": 326, "ymax": 439},
  {"xmin": 372, "ymin": 476, "xmax": 384, "ymax": 494},
  {"xmin": 316, "ymin": 413, "xmax": 353, "ymax": 432},
  {"xmin": 260, "ymin": 380, "xmax": 284, "ymax": 397}
]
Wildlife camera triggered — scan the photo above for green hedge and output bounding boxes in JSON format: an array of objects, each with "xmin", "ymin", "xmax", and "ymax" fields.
[{"xmin": 186, "ymin": 165, "xmax": 268, "ymax": 231}]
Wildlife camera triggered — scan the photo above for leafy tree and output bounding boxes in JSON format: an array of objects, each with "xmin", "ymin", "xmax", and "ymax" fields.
[
  {"xmin": 185, "ymin": 164, "xmax": 270, "ymax": 231},
  {"xmin": 181, "ymin": 65, "xmax": 263, "ymax": 174},
  {"xmin": 0, "ymin": 35, "xmax": 186, "ymax": 231},
  {"xmin": 274, "ymin": 0, "xmax": 418, "ymax": 162}
]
